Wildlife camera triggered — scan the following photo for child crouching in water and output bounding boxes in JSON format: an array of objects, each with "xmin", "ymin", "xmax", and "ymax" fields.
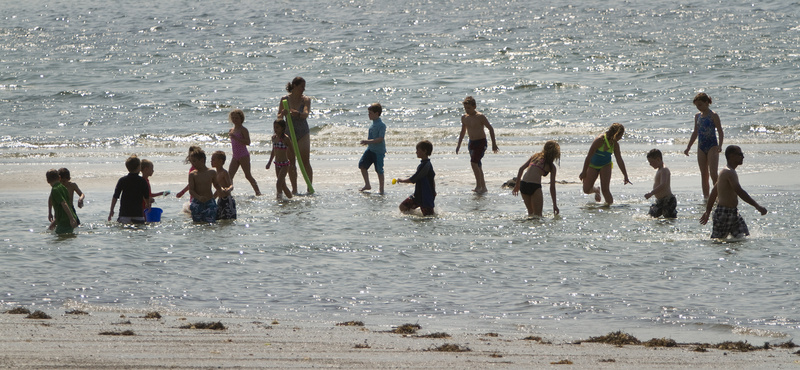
[
  {"xmin": 579, "ymin": 122, "xmax": 631, "ymax": 205},
  {"xmin": 211, "ymin": 151, "xmax": 236, "ymax": 220},
  {"xmin": 398, "ymin": 140, "xmax": 436, "ymax": 216},
  {"xmin": 187, "ymin": 148, "xmax": 221, "ymax": 223},
  {"xmin": 266, "ymin": 119, "xmax": 293, "ymax": 200},
  {"xmin": 512, "ymin": 140, "xmax": 561, "ymax": 217}
]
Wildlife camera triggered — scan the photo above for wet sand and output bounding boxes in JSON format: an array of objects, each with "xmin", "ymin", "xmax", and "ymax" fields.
[{"xmin": 1, "ymin": 307, "xmax": 798, "ymax": 369}]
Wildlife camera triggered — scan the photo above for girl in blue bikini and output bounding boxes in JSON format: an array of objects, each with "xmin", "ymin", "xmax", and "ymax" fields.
[
  {"xmin": 684, "ymin": 93, "xmax": 724, "ymax": 200},
  {"xmin": 579, "ymin": 123, "xmax": 632, "ymax": 205}
]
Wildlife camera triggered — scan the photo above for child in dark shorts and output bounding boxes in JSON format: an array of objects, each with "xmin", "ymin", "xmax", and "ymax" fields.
[{"xmin": 398, "ymin": 140, "xmax": 436, "ymax": 216}]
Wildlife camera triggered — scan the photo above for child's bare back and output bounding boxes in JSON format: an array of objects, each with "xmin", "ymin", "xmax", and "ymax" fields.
[{"xmin": 189, "ymin": 167, "xmax": 218, "ymax": 203}]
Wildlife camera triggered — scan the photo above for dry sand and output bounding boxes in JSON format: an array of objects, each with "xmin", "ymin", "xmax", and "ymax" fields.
[{"xmin": 2, "ymin": 306, "xmax": 798, "ymax": 369}]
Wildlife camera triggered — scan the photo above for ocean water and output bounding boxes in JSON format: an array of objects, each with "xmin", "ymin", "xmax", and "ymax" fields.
[{"xmin": 2, "ymin": 0, "xmax": 799, "ymax": 343}]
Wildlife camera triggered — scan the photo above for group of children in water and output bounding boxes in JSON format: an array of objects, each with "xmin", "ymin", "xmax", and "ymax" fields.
[{"xmin": 47, "ymin": 92, "xmax": 767, "ymax": 241}]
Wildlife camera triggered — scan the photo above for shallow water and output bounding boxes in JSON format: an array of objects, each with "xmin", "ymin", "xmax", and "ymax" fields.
[{"xmin": 2, "ymin": 0, "xmax": 799, "ymax": 343}]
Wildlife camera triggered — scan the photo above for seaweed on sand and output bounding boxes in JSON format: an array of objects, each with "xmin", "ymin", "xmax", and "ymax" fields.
[
  {"xmin": 584, "ymin": 331, "xmax": 641, "ymax": 346},
  {"xmin": 25, "ymin": 310, "xmax": 52, "ymax": 319},
  {"xmin": 391, "ymin": 323, "xmax": 421, "ymax": 334},
  {"xmin": 179, "ymin": 321, "xmax": 226, "ymax": 330},
  {"xmin": 429, "ymin": 343, "xmax": 471, "ymax": 352}
]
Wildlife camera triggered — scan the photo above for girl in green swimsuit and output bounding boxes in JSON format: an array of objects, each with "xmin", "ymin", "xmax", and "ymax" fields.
[{"xmin": 579, "ymin": 123, "xmax": 632, "ymax": 205}]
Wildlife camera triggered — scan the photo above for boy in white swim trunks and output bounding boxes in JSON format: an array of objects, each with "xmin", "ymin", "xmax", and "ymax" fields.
[{"xmin": 699, "ymin": 145, "xmax": 767, "ymax": 239}]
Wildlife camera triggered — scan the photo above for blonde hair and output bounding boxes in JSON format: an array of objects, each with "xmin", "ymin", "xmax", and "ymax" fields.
[
  {"xmin": 530, "ymin": 140, "xmax": 561, "ymax": 167},
  {"xmin": 606, "ymin": 123, "xmax": 625, "ymax": 141}
]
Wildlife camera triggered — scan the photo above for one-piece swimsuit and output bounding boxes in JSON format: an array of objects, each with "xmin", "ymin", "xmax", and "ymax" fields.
[
  {"xmin": 230, "ymin": 131, "xmax": 249, "ymax": 160},
  {"xmin": 696, "ymin": 113, "xmax": 718, "ymax": 154},
  {"xmin": 589, "ymin": 134, "xmax": 613, "ymax": 170}
]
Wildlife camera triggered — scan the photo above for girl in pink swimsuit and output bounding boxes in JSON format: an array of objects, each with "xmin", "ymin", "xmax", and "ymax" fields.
[
  {"xmin": 265, "ymin": 119, "xmax": 293, "ymax": 200},
  {"xmin": 228, "ymin": 109, "xmax": 261, "ymax": 196}
]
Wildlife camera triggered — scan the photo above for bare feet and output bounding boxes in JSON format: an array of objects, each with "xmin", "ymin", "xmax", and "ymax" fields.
[
  {"xmin": 360, "ymin": 185, "xmax": 371, "ymax": 192},
  {"xmin": 473, "ymin": 187, "xmax": 488, "ymax": 194},
  {"xmin": 593, "ymin": 187, "xmax": 602, "ymax": 202}
]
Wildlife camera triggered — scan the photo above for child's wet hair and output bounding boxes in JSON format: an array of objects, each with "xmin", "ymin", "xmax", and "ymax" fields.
[
  {"xmin": 185, "ymin": 146, "xmax": 201, "ymax": 164},
  {"xmin": 274, "ymin": 119, "xmax": 287, "ymax": 131},
  {"xmin": 57, "ymin": 167, "xmax": 71, "ymax": 181},
  {"xmin": 462, "ymin": 96, "xmax": 477, "ymax": 107},
  {"xmin": 189, "ymin": 148, "xmax": 206, "ymax": 162},
  {"xmin": 417, "ymin": 140, "xmax": 433, "ymax": 156},
  {"xmin": 543, "ymin": 140, "xmax": 561, "ymax": 164},
  {"xmin": 693, "ymin": 92, "xmax": 712, "ymax": 104},
  {"xmin": 212, "ymin": 150, "xmax": 226, "ymax": 164},
  {"xmin": 368, "ymin": 103, "xmax": 382, "ymax": 116},
  {"xmin": 140, "ymin": 159, "xmax": 153, "ymax": 170},
  {"xmin": 125, "ymin": 155, "xmax": 141, "ymax": 172},
  {"xmin": 229, "ymin": 109, "xmax": 245, "ymax": 124},
  {"xmin": 606, "ymin": 123, "xmax": 625, "ymax": 141},
  {"xmin": 46, "ymin": 169, "xmax": 60, "ymax": 183},
  {"xmin": 647, "ymin": 148, "xmax": 662, "ymax": 160},
  {"xmin": 285, "ymin": 76, "xmax": 305, "ymax": 92}
]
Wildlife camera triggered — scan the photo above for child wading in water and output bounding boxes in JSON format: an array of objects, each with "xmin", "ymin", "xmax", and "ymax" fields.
[
  {"xmin": 228, "ymin": 109, "xmax": 261, "ymax": 196},
  {"xmin": 512, "ymin": 141, "xmax": 560, "ymax": 217},
  {"xmin": 398, "ymin": 140, "xmax": 436, "ymax": 216},
  {"xmin": 187, "ymin": 148, "xmax": 221, "ymax": 223},
  {"xmin": 266, "ymin": 119, "xmax": 294, "ymax": 200},
  {"xmin": 49, "ymin": 168, "xmax": 84, "ymax": 226},
  {"xmin": 456, "ymin": 96, "xmax": 498, "ymax": 194},
  {"xmin": 684, "ymin": 93, "xmax": 723, "ymax": 199},
  {"xmin": 211, "ymin": 151, "xmax": 236, "ymax": 220},
  {"xmin": 645, "ymin": 149, "xmax": 677, "ymax": 218},
  {"xmin": 579, "ymin": 123, "xmax": 631, "ymax": 205}
]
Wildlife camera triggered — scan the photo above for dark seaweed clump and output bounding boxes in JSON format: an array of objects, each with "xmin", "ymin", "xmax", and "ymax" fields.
[
  {"xmin": 25, "ymin": 310, "xmax": 52, "ymax": 319},
  {"xmin": 336, "ymin": 321, "xmax": 364, "ymax": 327},
  {"xmin": 65, "ymin": 309, "xmax": 89, "ymax": 315},
  {"xmin": 551, "ymin": 359, "xmax": 573, "ymax": 365},
  {"xmin": 429, "ymin": 343, "xmax": 471, "ymax": 352},
  {"xmin": 179, "ymin": 321, "xmax": 226, "ymax": 330},
  {"xmin": 643, "ymin": 338, "xmax": 677, "ymax": 347},
  {"xmin": 6, "ymin": 307, "xmax": 31, "ymax": 315},
  {"xmin": 418, "ymin": 332, "xmax": 451, "ymax": 339},
  {"xmin": 99, "ymin": 330, "xmax": 135, "ymax": 336},
  {"xmin": 584, "ymin": 331, "xmax": 641, "ymax": 346},
  {"xmin": 391, "ymin": 323, "xmax": 421, "ymax": 334},
  {"xmin": 143, "ymin": 312, "xmax": 162, "ymax": 319}
]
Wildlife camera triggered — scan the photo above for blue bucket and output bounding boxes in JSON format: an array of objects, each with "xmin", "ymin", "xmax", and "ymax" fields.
[{"xmin": 145, "ymin": 207, "xmax": 163, "ymax": 223}]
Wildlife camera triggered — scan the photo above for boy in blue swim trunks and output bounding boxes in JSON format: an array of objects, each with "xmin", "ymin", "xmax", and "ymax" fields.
[
  {"xmin": 358, "ymin": 103, "xmax": 386, "ymax": 194},
  {"xmin": 684, "ymin": 93, "xmax": 724, "ymax": 199},
  {"xmin": 644, "ymin": 149, "xmax": 677, "ymax": 218},
  {"xmin": 700, "ymin": 145, "xmax": 767, "ymax": 239},
  {"xmin": 187, "ymin": 148, "xmax": 222, "ymax": 223},
  {"xmin": 456, "ymin": 96, "xmax": 498, "ymax": 194}
]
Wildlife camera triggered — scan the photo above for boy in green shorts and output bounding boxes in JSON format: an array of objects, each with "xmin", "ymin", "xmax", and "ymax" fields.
[{"xmin": 47, "ymin": 169, "xmax": 78, "ymax": 234}]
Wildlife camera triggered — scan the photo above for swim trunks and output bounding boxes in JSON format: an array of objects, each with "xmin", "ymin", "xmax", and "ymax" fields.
[
  {"xmin": 400, "ymin": 196, "xmax": 434, "ymax": 216},
  {"xmin": 648, "ymin": 194, "xmax": 677, "ymax": 218},
  {"xmin": 519, "ymin": 180, "xmax": 542, "ymax": 196},
  {"xmin": 231, "ymin": 131, "xmax": 249, "ymax": 160},
  {"xmin": 358, "ymin": 148, "xmax": 385, "ymax": 174},
  {"xmin": 283, "ymin": 95, "xmax": 310, "ymax": 140},
  {"xmin": 468, "ymin": 138, "xmax": 488, "ymax": 166},
  {"xmin": 69, "ymin": 204, "xmax": 81, "ymax": 226},
  {"xmin": 216, "ymin": 195, "xmax": 237, "ymax": 220},
  {"xmin": 190, "ymin": 198, "xmax": 218, "ymax": 223},
  {"xmin": 711, "ymin": 205, "xmax": 749, "ymax": 239},
  {"xmin": 589, "ymin": 134, "xmax": 613, "ymax": 170}
]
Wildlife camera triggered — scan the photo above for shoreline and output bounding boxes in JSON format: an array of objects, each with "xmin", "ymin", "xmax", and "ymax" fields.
[{"xmin": 2, "ymin": 306, "xmax": 797, "ymax": 369}]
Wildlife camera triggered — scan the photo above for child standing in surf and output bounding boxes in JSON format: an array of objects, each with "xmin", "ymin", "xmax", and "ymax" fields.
[
  {"xmin": 265, "ymin": 119, "xmax": 293, "ymax": 200},
  {"xmin": 455, "ymin": 96, "xmax": 498, "ymax": 194},
  {"xmin": 684, "ymin": 92, "xmax": 724, "ymax": 200},
  {"xmin": 512, "ymin": 140, "xmax": 560, "ymax": 217},
  {"xmin": 579, "ymin": 123, "xmax": 631, "ymax": 205},
  {"xmin": 228, "ymin": 109, "xmax": 261, "ymax": 196}
]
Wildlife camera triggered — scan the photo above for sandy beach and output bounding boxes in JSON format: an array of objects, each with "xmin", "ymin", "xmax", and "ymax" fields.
[{"xmin": 2, "ymin": 305, "xmax": 798, "ymax": 369}]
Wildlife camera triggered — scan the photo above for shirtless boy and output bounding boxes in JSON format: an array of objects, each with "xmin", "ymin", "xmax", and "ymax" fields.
[
  {"xmin": 456, "ymin": 96, "xmax": 498, "ymax": 194},
  {"xmin": 644, "ymin": 149, "xmax": 677, "ymax": 218},
  {"xmin": 188, "ymin": 148, "xmax": 222, "ymax": 223},
  {"xmin": 211, "ymin": 151, "xmax": 236, "ymax": 220},
  {"xmin": 699, "ymin": 145, "xmax": 767, "ymax": 239}
]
